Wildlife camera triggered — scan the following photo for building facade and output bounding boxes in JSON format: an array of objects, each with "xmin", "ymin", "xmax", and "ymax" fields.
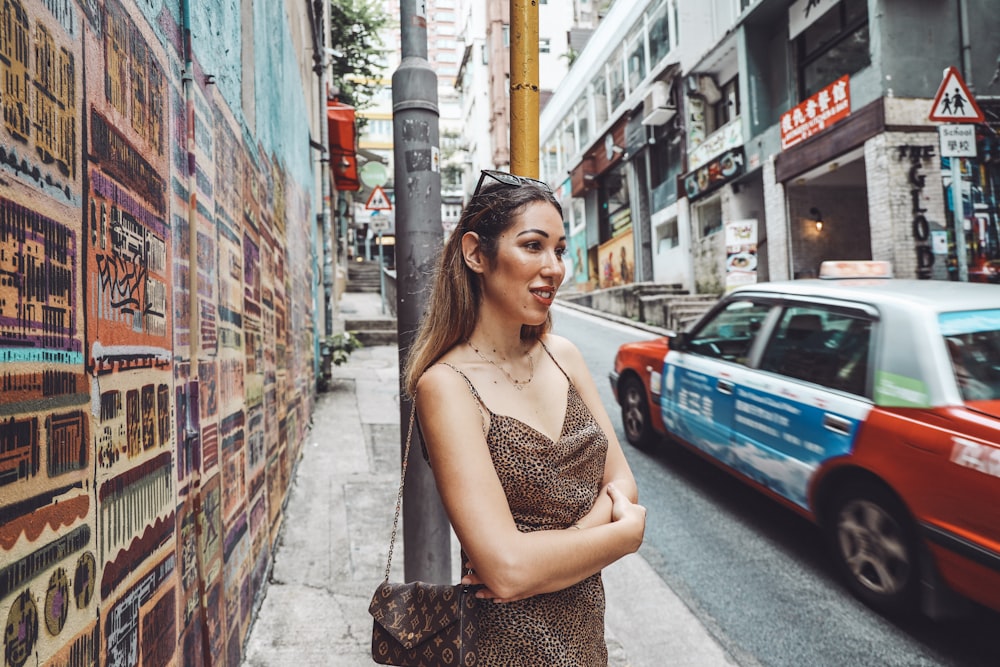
[
  {"xmin": 457, "ymin": 0, "xmax": 596, "ymax": 200},
  {"xmin": 541, "ymin": 0, "xmax": 1000, "ymax": 295}
]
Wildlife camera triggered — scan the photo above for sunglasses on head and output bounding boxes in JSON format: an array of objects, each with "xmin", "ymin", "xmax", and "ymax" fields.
[{"xmin": 473, "ymin": 169, "xmax": 552, "ymax": 197}]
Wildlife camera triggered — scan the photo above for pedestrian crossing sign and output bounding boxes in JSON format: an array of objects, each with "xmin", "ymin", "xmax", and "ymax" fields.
[
  {"xmin": 365, "ymin": 185, "xmax": 392, "ymax": 211},
  {"xmin": 929, "ymin": 66, "xmax": 984, "ymax": 123}
]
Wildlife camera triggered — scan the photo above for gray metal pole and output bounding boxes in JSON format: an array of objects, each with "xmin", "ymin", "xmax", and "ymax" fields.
[
  {"xmin": 951, "ymin": 157, "xmax": 969, "ymax": 281},
  {"xmin": 392, "ymin": 0, "xmax": 451, "ymax": 584},
  {"xmin": 378, "ymin": 231, "xmax": 386, "ymax": 315}
]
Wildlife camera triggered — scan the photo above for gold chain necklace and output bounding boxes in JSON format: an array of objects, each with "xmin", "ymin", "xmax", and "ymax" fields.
[{"xmin": 468, "ymin": 341, "xmax": 535, "ymax": 390}]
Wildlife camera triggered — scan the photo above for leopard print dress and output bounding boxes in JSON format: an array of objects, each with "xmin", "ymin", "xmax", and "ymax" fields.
[{"xmin": 443, "ymin": 345, "xmax": 609, "ymax": 666}]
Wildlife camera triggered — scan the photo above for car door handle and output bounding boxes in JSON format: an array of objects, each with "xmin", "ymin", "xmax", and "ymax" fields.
[
  {"xmin": 823, "ymin": 414, "xmax": 851, "ymax": 436},
  {"xmin": 717, "ymin": 379, "xmax": 734, "ymax": 395}
]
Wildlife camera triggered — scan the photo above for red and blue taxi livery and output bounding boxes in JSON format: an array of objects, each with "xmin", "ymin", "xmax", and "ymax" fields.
[{"xmin": 611, "ymin": 272, "xmax": 1000, "ymax": 618}]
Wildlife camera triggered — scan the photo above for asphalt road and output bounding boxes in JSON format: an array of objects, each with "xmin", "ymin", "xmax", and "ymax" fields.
[{"xmin": 552, "ymin": 303, "xmax": 1000, "ymax": 667}]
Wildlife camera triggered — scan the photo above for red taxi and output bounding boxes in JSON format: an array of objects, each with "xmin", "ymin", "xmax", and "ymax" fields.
[{"xmin": 610, "ymin": 263, "xmax": 1000, "ymax": 618}]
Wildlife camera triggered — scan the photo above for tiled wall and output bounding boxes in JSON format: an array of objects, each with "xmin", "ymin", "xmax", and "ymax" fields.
[{"xmin": 0, "ymin": 1, "xmax": 318, "ymax": 664}]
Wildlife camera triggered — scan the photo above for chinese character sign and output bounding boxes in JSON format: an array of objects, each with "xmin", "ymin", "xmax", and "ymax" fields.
[{"xmin": 780, "ymin": 75, "xmax": 851, "ymax": 150}]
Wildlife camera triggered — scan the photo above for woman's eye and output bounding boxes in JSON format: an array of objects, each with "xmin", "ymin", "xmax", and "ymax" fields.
[{"xmin": 555, "ymin": 247, "xmax": 567, "ymax": 258}]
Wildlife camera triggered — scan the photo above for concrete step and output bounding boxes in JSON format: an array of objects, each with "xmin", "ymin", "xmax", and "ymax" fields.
[
  {"xmin": 344, "ymin": 318, "xmax": 396, "ymax": 331},
  {"xmin": 352, "ymin": 329, "xmax": 398, "ymax": 346},
  {"xmin": 346, "ymin": 284, "xmax": 382, "ymax": 293}
]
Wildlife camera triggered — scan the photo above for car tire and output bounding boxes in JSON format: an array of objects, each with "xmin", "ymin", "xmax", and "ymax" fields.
[
  {"xmin": 827, "ymin": 483, "xmax": 920, "ymax": 615},
  {"xmin": 620, "ymin": 375, "xmax": 655, "ymax": 449}
]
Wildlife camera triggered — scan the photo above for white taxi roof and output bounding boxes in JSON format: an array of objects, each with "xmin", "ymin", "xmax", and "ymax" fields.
[{"xmin": 732, "ymin": 279, "xmax": 1000, "ymax": 315}]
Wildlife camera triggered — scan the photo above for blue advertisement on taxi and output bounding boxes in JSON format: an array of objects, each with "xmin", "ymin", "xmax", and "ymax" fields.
[{"xmin": 662, "ymin": 354, "xmax": 870, "ymax": 508}]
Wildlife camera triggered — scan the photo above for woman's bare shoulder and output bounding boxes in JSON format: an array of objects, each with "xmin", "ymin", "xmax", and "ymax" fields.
[
  {"xmin": 415, "ymin": 357, "xmax": 469, "ymax": 401},
  {"xmin": 541, "ymin": 333, "xmax": 585, "ymax": 365}
]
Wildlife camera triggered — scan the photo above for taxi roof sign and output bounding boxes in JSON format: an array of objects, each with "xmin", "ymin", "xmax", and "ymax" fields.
[
  {"xmin": 819, "ymin": 260, "xmax": 894, "ymax": 279},
  {"xmin": 928, "ymin": 66, "xmax": 984, "ymax": 123}
]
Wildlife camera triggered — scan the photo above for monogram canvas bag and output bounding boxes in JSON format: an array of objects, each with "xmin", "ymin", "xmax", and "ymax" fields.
[{"xmin": 369, "ymin": 401, "xmax": 480, "ymax": 666}]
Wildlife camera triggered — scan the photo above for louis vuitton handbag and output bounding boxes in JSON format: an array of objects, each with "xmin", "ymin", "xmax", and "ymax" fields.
[{"xmin": 369, "ymin": 401, "xmax": 480, "ymax": 666}]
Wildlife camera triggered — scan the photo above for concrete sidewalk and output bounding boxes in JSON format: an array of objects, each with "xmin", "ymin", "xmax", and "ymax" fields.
[{"xmin": 242, "ymin": 292, "xmax": 737, "ymax": 666}]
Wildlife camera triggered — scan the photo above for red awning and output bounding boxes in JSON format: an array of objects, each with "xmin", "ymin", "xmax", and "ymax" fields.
[{"xmin": 327, "ymin": 101, "xmax": 360, "ymax": 191}]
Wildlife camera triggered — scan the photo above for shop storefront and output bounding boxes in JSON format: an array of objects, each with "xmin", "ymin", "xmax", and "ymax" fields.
[{"xmin": 570, "ymin": 117, "xmax": 634, "ymax": 290}]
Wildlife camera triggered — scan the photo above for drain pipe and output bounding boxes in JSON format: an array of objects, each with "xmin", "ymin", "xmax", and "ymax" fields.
[
  {"xmin": 313, "ymin": 2, "xmax": 335, "ymax": 341},
  {"xmin": 957, "ymin": 0, "xmax": 972, "ymax": 87}
]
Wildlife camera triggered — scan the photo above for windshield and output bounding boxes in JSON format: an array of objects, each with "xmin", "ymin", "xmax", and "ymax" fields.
[{"xmin": 940, "ymin": 310, "xmax": 1000, "ymax": 402}]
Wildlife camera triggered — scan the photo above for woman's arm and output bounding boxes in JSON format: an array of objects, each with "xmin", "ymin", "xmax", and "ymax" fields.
[
  {"xmin": 416, "ymin": 364, "xmax": 645, "ymax": 603},
  {"xmin": 541, "ymin": 335, "xmax": 639, "ymax": 531}
]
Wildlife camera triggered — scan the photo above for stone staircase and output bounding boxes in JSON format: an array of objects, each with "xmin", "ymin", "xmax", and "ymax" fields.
[
  {"xmin": 660, "ymin": 295, "xmax": 720, "ymax": 332},
  {"xmin": 347, "ymin": 260, "xmax": 382, "ymax": 293},
  {"xmin": 560, "ymin": 282, "xmax": 720, "ymax": 332},
  {"xmin": 344, "ymin": 261, "xmax": 396, "ymax": 346}
]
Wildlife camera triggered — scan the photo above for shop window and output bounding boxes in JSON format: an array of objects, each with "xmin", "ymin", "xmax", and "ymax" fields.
[
  {"xmin": 649, "ymin": 122, "xmax": 681, "ymax": 211},
  {"xmin": 575, "ymin": 97, "xmax": 590, "ymax": 149},
  {"xmin": 561, "ymin": 119, "xmax": 575, "ymax": 167},
  {"xmin": 542, "ymin": 141, "xmax": 559, "ymax": 183},
  {"xmin": 648, "ymin": 0, "xmax": 672, "ymax": 66},
  {"xmin": 695, "ymin": 197, "xmax": 723, "ymax": 238},
  {"xmin": 599, "ymin": 166, "xmax": 630, "ymax": 242},
  {"xmin": 571, "ymin": 198, "xmax": 586, "ymax": 234},
  {"xmin": 657, "ymin": 218, "xmax": 678, "ymax": 251},
  {"xmin": 608, "ymin": 51, "xmax": 626, "ymax": 111},
  {"xmin": 592, "ymin": 72, "xmax": 609, "ymax": 127},
  {"xmin": 707, "ymin": 76, "xmax": 739, "ymax": 135},
  {"xmin": 797, "ymin": 0, "xmax": 870, "ymax": 98},
  {"xmin": 626, "ymin": 28, "xmax": 646, "ymax": 95}
]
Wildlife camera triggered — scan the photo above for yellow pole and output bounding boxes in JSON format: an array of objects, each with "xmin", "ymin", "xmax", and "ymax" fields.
[{"xmin": 510, "ymin": 0, "xmax": 539, "ymax": 178}]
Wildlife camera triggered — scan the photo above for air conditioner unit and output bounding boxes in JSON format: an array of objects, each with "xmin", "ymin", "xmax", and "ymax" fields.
[{"xmin": 641, "ymin": 81, "xmax": 676, "ymax": 126}]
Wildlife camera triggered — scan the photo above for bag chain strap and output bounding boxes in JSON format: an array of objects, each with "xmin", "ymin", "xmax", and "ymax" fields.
[{"xmin": 384, "ymin": 399, "xmax": 417, "ymax": 582}]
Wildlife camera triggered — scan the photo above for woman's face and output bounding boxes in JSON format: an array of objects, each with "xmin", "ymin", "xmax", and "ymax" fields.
[{"xmin": 480, "ymin": 201, "xmax": 566, "ymax": 326}]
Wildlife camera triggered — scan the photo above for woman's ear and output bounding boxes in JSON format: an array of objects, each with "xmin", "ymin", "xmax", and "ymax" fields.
[{"xmin": 461, "ymin": 231, "xmax": 486, "ymax": 274}]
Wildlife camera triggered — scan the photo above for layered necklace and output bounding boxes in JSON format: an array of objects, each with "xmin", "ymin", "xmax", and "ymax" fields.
[{"xmin": 467, "ymin": 340, "xmax": 535, "ymax": 390}]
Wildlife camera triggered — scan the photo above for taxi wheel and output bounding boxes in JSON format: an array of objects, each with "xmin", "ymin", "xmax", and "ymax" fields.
[
  {"xmin": 828, "ymin": 484, "xmax": 919, "ymax": 614},
  {"xmin": 620, "ymin": 375, "xmax": 654, "ymax": 449}
]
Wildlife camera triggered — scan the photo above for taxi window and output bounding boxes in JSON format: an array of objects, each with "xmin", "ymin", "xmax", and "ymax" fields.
[
  {"xmin": 759, "ymin": 306, "xmax": 872, "ymax": 396},
  {"xmin": 940, "ymin": 309, "xmax": 1000, "ymax": 401},
  {"xmin": 685, "ymin": 299, "xmax": 771, "ymax": 365}
]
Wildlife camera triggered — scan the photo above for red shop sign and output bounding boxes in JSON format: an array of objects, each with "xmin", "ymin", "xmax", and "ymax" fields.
[{"xmin": 780, "ymin": 75, "xmax": 851, "ymax": 150}]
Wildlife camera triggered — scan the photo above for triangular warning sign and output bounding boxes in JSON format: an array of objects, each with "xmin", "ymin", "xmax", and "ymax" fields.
[
  {"xmin": 365, "ymin": 185, "xmax": 392, "ymax": 211},
  {"xmin": 929, "ymin": 66, "xmax": 984, "ymax": 123}
]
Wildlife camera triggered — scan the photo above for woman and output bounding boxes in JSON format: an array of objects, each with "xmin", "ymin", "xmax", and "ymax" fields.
[{"xmin": 403, "ymin": 170, "xmax": 646, "ymax": 666}]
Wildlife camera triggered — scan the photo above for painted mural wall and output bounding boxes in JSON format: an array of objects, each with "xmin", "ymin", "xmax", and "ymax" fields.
[{"xmin": 0, "ymin": 1, "xmax": 318, "ymax": 665}]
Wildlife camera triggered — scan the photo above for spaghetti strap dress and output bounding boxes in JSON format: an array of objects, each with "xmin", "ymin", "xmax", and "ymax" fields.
[{"xmin": 441, "ymin": 342, "xmax": 610, "ymax": 666}]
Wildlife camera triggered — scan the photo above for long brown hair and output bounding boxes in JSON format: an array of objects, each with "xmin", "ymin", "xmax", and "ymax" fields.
[{"xmin": 402, "ymin": 179, "xmax": 563, "ymax": 397}]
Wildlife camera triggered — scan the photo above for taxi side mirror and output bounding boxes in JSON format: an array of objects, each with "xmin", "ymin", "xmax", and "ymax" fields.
[{"xmin": 670, "ymin": 331, "xmax": 689, "ymax": 351}]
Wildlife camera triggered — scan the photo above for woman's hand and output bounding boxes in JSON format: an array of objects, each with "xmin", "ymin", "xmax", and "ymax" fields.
[
  {"xmin": 461, "ymin": 564, "xmax": 529, "ymax": 604},
  {"xmin": 607, "ymin": 482, "xmax": 646, "ymax": 552},
  {"xmin": 461, "ymin": 483, "xmax": 645, "ymax": 603}
]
